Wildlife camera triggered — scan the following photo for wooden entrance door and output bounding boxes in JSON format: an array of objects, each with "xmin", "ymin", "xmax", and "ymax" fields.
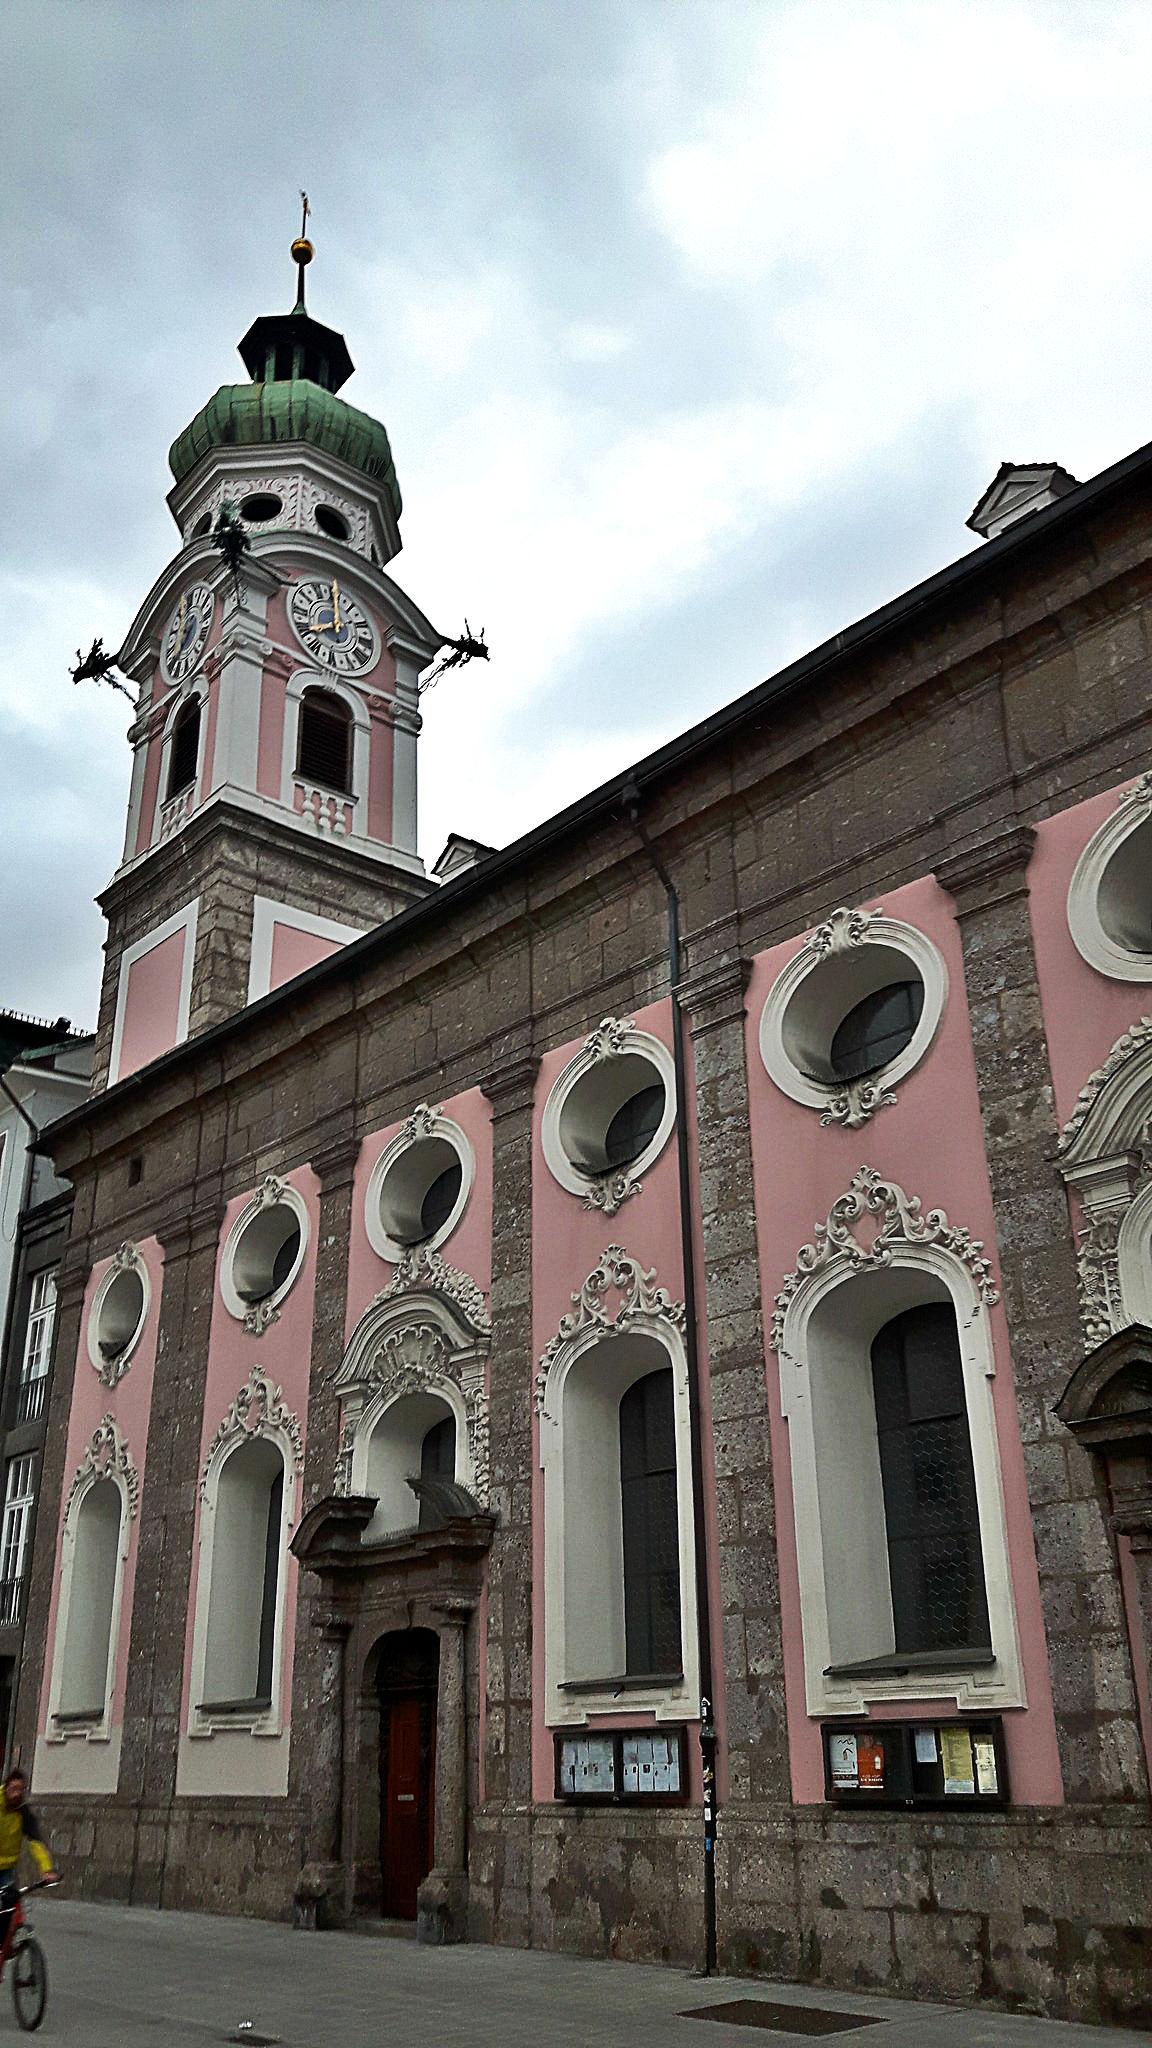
[{"xmin": 378, "ymin": 1630, "xmax": 438, "ymax": 1919}]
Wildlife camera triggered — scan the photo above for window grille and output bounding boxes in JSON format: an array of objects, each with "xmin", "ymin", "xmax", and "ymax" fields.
[
  {"xmin": 167, "ymin": 699, "xmax": 201, "ymax": 799},
  {"xmin": 18, "ymin": 1270, "xmax": 56, "ymax": 1424},
  {"xmin": 829, "ymin": 980, "xmax": 924, "ymax": 1082},
  {"xmin": 619, "ymin": 1370, "xmax": 682, "ymax": 1676},
  {"xmin": 296, "ymin": 689, "xmax": 352, "ymax": 793},
  {"xmin": 0, "ymin": 1455, "xmax": 37, "ymax": 1625},
  {"xmin": 870, "ymin": 1304, "xmax": 990, "ymax": 1655}
]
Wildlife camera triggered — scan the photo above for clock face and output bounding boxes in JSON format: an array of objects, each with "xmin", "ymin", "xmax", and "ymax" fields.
[
  {"xmin": 288, "ymin": 578, "xmax": 377, "ymax": 674},
  {"xmin": 163, "ymin": 583, "xmax": 214, "ymax": 683}
]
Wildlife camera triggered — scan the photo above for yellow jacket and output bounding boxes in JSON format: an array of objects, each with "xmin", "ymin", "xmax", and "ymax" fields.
[{"xmin": 0, "ymin": 1804, "xmax": 52, "ymax": 1877}]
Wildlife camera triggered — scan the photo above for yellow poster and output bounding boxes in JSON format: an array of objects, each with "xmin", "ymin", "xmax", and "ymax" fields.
[{"xmin": 941, "ymin": 1725, "xmax": 974, "ymax": 1795}]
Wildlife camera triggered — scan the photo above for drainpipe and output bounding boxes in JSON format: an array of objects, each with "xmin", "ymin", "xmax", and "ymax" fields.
[{"xmin": 621, "ymin": 780, "xmax": 718, "ymax": 1978}]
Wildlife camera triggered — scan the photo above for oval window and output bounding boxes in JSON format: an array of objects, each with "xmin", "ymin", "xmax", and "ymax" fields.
[
  {"xmin": 314, "ymin": 504, "xmax": 351, "ymax": 542},
  {"xmin": 232, "ymin": 1204, "xmax": 302, "ymax": 1306},
  {"xmin": 603, "ymin": 1082, "xmax": 666, "ymax": 1170},
  {"xmin": 94, "ymin": 1267, "xmax": 145, "ymax": 1365},
  {"xmin": 240, "ymin": 493, "xmax": 283, "ymax": 523},
  {"xmin": 828, "ymin": 981, "xmax": 925, "ymax": 1082}
]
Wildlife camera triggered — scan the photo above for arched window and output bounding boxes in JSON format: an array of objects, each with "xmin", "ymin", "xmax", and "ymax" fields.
[
  {"xmin": 167, "ymin": 698, "xmax": 201, "ymax": 799},
  {"xmin": 869, "ymin": 1305, "xmax": 989, "ymax": 1656},
  {"xmin": 619, "ymin": 1369, "xmax": 681, "ymax": 1675},
  {"xmin": 200, "ymin": 1438, "xmax": 285, "ymax": 1710},
  {"xmin": 296, "ymin": 688, "xmax": 352, "ymax": 793},
  {"xmin": 58, "ymin": 1479, "xmax": 122, "ymax": 1719},
  {"xmin": 418, "ymin": 1413, "xmax": 456, "ymax": 1530},
  {"xmin": 361, "ymin": 1390, "xmax": 461, "ymax": 1540}
]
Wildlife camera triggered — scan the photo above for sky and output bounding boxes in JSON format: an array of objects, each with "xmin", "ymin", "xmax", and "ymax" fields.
[{"xmin": 4, "ymin": 0, "xmax": 1152, "ymax": 1029}]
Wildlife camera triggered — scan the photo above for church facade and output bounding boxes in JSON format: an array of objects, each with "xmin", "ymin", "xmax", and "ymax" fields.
[{"xmin": 15, "ymin": 252, "xmax": 1152, "ymax": 2026}]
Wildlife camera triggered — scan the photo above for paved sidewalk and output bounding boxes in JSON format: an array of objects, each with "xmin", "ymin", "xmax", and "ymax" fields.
[{"xmin": 15, "ymin": 1899, "xmax": 1150, "ymax": 2047}]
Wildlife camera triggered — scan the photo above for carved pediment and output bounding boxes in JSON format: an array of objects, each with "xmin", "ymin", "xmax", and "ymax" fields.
[{"xmin": 1056, "ymin": 1323, "xmax": 1152, "ymax": 1452}]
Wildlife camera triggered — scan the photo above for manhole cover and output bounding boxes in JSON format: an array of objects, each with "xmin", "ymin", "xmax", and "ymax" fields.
[{"xmin": 680, "ymin": 2001, "xmax": 884, "ymax": 2035}]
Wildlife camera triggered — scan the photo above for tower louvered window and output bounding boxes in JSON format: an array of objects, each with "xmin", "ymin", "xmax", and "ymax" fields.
[
  {"xmin": 870, "ymin": 1304, "xmax": 990, "ymax": 1655},
  {"xmin": 619, "ymin": 1369, "xmax": 682, "ymax": 1676},
  {"xmin": 297, "ymin": 689, "xmax": 353, "ymax": 793},
  {"xmin": 167, "ymin": 699, "xmax": 201, "ymax": 799}
]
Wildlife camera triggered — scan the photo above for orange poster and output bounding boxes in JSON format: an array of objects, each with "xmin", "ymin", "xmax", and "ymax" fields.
[{"xmin": 857, "ymin": 1737, "xmax": 885, "ymax": 1788}]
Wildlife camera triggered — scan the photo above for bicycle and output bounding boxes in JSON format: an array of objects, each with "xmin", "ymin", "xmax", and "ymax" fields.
[{"xmin": 0, "ymin": 1878, "xmax": 57, "ymax": 2032}]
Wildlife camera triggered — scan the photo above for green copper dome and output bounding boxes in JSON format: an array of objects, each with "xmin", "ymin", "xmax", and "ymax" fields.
[
  {"xmin": 169, "ymin": 377, "xmax": 402, "ymax": 519},
  {"xmin": 168, "ymin": 269, "xmax": 402, "ymax": 520}
]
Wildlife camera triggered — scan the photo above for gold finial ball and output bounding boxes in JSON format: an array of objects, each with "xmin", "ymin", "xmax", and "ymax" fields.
[{"xmin": 291, "ymin": 237, "xmax": 314, "ymax": 266}]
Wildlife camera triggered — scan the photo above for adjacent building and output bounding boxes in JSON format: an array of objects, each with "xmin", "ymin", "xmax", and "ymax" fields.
[{"xmin": 14, "ymin": 245, "xmax": 1152, "ymax": 2027}]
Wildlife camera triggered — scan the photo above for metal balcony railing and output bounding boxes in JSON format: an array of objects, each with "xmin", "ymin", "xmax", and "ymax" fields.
[
  {"xmin": 16, "ymin": 1377, "xmax": 46, "ymax": 1426},
  {"xmin": 0, "ymin": 1579, "xmax": 23, "ymax": 1627}
]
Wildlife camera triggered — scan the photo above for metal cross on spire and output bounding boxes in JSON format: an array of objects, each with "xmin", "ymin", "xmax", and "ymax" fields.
[{"xmin": 291, "ymin": 190, "xmax": 314, "ymax": 312}]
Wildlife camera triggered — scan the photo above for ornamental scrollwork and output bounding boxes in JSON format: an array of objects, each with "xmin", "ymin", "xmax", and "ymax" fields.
[
  {"xmin": 1075, "ymin": 1213, "xmax": 1126, "ymax": 1352},
  {"xmin": 809, "ymin": 906, "xmax": 876, "ymax": 958},
  {"xmin": 376, "ymin": 1246, "xmax": 491, "ymax": 1333},
  {"xmin": 1059, "ymin": 1019, "xmax": 1152, "ymax": 1153},
  {"xmin": 332, "ymin": 1315, "xmax": 490, "ymax": 1504},
  {"xmin": 583, "ymin": 1016, "xmax": 635, "ymax": 1060},
  {"xmin": 399, "ymin": 1102, "xmax": 441, "ymax": 1145},
  {"xmin": 581, "ymin": 1168, "xmax": 642, "ymax": 1215},
  {"xmin": 770, "ymin": 1167, "xmax": 1000, "ymax": 1354},
  {"xmin": 201, "ymin": 1365, "xmax": 304, "ymax": 1497},
  {"xmin": 818, "ymin": 1079, "xmax": 898, "ymax": 1130},
  {"xmin": 535, "ymin": 1246, "xmax": 686, "ymax": 1411},
  {"xmin": 67, "ymin": 1414, "xmax": 140, "ymax": 1521},
  {"xmin": 1117, "ymin": 771, "xmax": 1152, "ymax": 812}
]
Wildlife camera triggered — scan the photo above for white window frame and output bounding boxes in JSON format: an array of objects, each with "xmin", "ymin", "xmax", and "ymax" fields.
[
  {"xmin": 364, "ymin": 1107, "xmax": 475, "ymax": 1264},
  {"xmin": 219, "ymin": 1176, "xmax": 310, "ymax": 1333},
  {"xmin": 0, "ymin": 1454, "xmax": 37, "ymax": 1623},
  {"xmin": 773, "ymin": 1182, "xmax": 1024, "ymax": 1718},
  {"xmin": 152, "ymin": 678, "xmax": 209, "ymax": 845},
  {"xmin": 187, "ymin": 1411, "xmax": 298, "ymax": 1743},
  {"xmin": 19, "ymin": 1271, "xmax": 57, "ymax": 1408},
  {"xmin": 1067, "ymin": 773, "xmax": 1152, "ymax": 983},
  {"xmin": 541, "ymin": 1018, "xmax": 676, "ymax": 1214},
  {"xmin": 281, "ymin": 670, "xmax": 370, "ymax": 819},
  {"xmin": 537, "ymin": 1250, "xmax": 699, "ymax": 1728},
  {"xmin": 759, "ymin": 907, "xmax": 947, "ymax": 1129},
  {"xmin": 45, "ymin": 1422, "xmax": 137, "ymax": 1747}
]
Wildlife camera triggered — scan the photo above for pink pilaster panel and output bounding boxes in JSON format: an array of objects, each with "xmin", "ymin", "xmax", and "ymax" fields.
[{"xmin": 115, "ymin": 927, "xmax": 187, "ymax": 1081}]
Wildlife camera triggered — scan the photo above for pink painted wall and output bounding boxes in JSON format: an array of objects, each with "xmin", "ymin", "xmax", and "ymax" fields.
[
  {"xmin": 134, "ymin": 691, "xmax": 165, "ymax": 857},
  {"xmin": 115, "ymin": 925, "xmax": 187, "ymax": 1082},
  {"xmin": 367, "ymin": 704, "xmax": 394, "ymax": 846},
  {"xmin": 268, "ymin": 921, "xmax": 347, "ymax": 994},
  {"xmin": 1027, "ymin": 779, "xmax": 1152, "ymax": 1126},
  {"xmin": 529, "ymin": 999, "xmax": 711, "ymax": 1806},
  {"xmin": 257, "ymin": 664, "xmax": 287, "ymax": 800},
  {"xmin": 177, "ymin": 1166, "xmax": 320, "ymax": 1743},
  {"xmin": 35, "ymin": 1239, "xmax": 164, "ymax": 1762},
  {"xmin": 744, "ymin": 875, "xmax": 1064, "ymax": 1806}
]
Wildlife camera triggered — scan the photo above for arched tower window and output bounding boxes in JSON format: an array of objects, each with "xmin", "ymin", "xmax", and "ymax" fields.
[
  {"xmin": 869, "ymin": 1304, "xmax": 990, "ymax": 1656},
  {"xmin": 296, "ymin": 688, "xmax": 352, "ymax": 793},
  {"xmin": 201, "ymin": 1437, "xmax": 285, "ymax": 1709},
  {"xmin": 619, "ymin": 1369, "xmax": 681, "ymax": 1675},
  {"xmin": 167, "ymin": 698, "xmax": 201, "ymax": 800}
]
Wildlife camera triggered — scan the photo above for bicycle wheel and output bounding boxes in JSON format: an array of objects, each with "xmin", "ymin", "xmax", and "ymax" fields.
[{"xmin": 11, "ymin": 1935, "xmax": 47, "ymax": 2032}]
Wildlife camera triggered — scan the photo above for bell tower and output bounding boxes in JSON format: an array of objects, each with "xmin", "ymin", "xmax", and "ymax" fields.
[{"xmin": 94, "ymin": 228, "xmax": 440, "ymax": 1090}]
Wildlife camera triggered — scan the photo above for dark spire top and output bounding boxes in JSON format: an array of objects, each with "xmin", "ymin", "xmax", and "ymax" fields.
[{"xmin": 237, "ymin": 198, "xmax": 354, "ymax": 394}]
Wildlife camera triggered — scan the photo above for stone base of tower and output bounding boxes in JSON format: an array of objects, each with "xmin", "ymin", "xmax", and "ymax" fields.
[{"xmin": 93, "ymin": 800, "xmax": 433, "ymax": 1089}]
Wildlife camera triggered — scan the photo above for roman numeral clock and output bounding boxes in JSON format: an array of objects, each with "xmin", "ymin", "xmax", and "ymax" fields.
[{"xmin": 289, "ymin": 577, "xmax": 377, "ymax": 676}]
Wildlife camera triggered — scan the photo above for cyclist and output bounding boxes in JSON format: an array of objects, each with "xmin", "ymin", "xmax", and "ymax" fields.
[{"xmin": 0, "ymin": 1772, "xmax": 56, "ymax": 1947}]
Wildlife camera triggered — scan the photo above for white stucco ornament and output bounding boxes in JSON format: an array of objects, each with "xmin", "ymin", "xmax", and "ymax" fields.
[{"xmin": 770, "ymin": 1167, "xmax": 999, "ymax": 1354}]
